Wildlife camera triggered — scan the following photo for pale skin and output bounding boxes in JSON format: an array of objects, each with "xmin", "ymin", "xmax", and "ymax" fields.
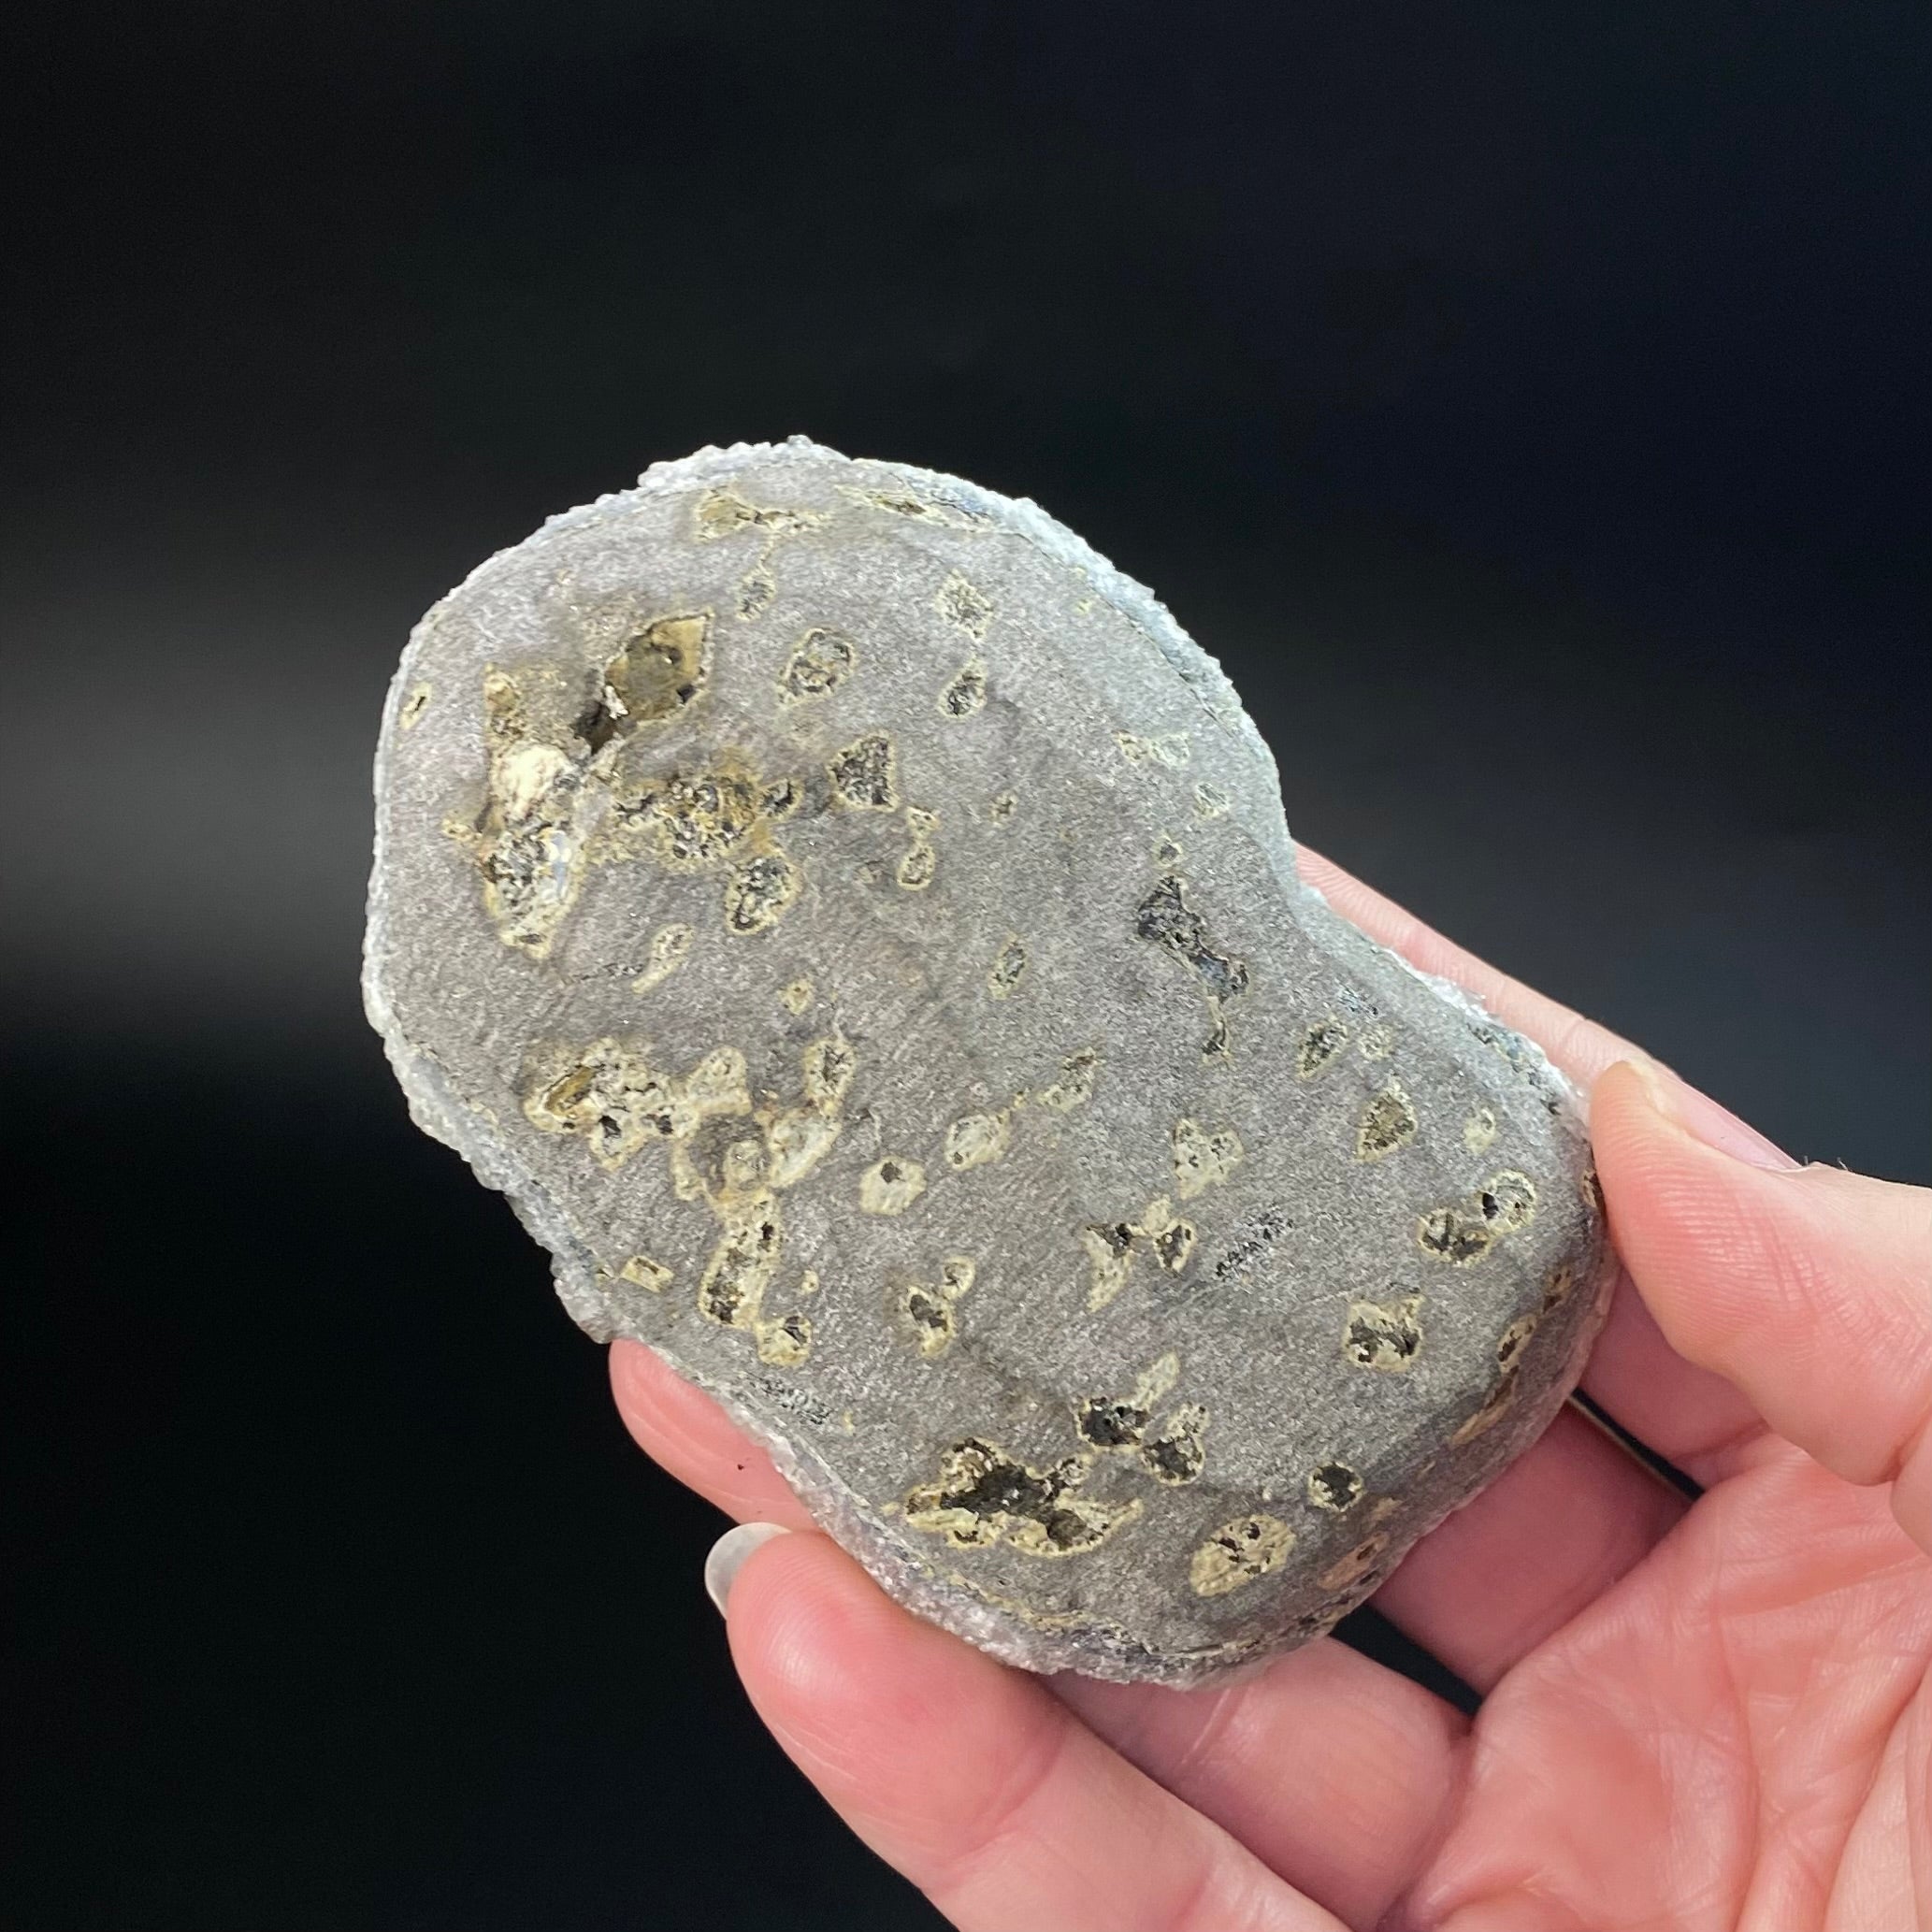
[{"xmin": 609, "ymin": 849, "xmax": 1932, "ymax": 1932}]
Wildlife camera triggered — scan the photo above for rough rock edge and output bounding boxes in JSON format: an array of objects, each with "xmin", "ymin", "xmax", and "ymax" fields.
[{"xmin": 363, "ymin": 438, "xmax": 1617, "ymax": 1684}]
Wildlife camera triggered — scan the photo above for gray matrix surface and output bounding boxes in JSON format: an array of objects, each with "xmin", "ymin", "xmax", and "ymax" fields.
[{"xmin": 364, "ymin": 439, "xmax": 1613, "ymax": 1684}]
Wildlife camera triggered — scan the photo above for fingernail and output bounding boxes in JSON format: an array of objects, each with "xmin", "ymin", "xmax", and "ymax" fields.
[
  {"xmin": 1622, "ymin": 1059, "xmax": 1800, "ymax": 1171},
  {"xmin": 704, "ymin": 1521, "xmax": 789, "ymax": 1614}
]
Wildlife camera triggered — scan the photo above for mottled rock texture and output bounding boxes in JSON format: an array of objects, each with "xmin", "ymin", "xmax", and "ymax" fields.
[{"xmin": 365, "ymin": 440, "xmax": 1613, "ymax": 1684}]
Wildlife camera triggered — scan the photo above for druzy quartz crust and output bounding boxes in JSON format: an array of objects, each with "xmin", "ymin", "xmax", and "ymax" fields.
[{"xmin": 364, "ymin": 439, "xmax": 1613, "ymax": 1684}]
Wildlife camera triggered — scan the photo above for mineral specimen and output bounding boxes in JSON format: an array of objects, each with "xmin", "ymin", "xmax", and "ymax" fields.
[{"xmin": 364, "ymin": 439, "xmax": 1613, "ymax": 1684}]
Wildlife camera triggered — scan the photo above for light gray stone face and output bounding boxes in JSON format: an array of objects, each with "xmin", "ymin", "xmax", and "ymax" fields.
[{"xmin": 364, "ymin": 439, "xmax": 1613, "ymax": 1684}]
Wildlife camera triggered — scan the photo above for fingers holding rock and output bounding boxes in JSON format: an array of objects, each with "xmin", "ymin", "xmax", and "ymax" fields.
[{"xmin": 1593, "ymin": 1060, "xmax": 1932, "ymax": 1552}]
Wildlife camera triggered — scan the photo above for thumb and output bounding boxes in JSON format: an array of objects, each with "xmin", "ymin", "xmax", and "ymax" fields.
[{"xmin": 1592, "ymin": 1059, "xmax": 1932, "ymax": 1554}]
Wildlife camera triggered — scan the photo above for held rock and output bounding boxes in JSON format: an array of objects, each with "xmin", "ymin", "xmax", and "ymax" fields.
[{"xmin": 364, "ymin": 439, "xmax": 1613, "ymax": 1684}]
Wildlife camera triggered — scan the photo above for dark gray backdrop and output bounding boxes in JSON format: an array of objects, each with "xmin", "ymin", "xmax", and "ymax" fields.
[{"xmin": 4, "ymin": 5, "xmax": 1925, "ymax": 1927}]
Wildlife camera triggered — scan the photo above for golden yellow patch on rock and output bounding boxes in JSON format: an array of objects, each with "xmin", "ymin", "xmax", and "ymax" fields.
[
  {"xmin": 1358, "ymin": 1023, "xmax": 1395, "ymax": 1060},
  {"xmin": 1319, "ymin": 1534, "xmax": 1389, "ymax": 1592},
  {"xmin": 1306, "ymin": 1461, "xmax": 1362, "ymax": 1513},
  {"xmin": 1356, "ymin": 1080, "xmax": 1419, "ymax": 1162},
  {"xmin": 619, "ymin": 1254, "xmax": 673, "ymax": 1292},
  {"xmin": 939, "ymin": 659, "xmax": 988, "ymax": 716},
  {"xmin": 860, "ymin": 1157, "xmax": 927, "ymax": 1216},
  {"xmin": 898, "ymin": 1256, "xmax": 975, "ymax": 1359},
  {"xmin": 1171, "ymin": 1117, "xmax": 1244, "ymax": 1198},
  {"xmin": 1343, "ymin": 1294, "xmax": 1424, "ymax": 1371},
  {"xmin": 1296, "ymin": 1017, "xmax": 1350, "ymax": 1079},
  {"xmin": 1189, "ymin": 1515, "xmax": 1295, "ymax": 1597},
  {"xmin": 1417, "ymin": 1169, "xmax": 1539, "ymax": 1266},
  {"xmin": 801, "ymin": 1033, "xmax": 856, "ymax": 1110},
  {"xmin": 1039, "ymin": 1049, "xmax": 1098, "ymax": 1111},
  {"xmin": 632, "ymin": 923, "xmax": 693, "ymax": 993},
  {"xmin": 755, "ymin": 1312, "xmax": 813, "ymax": 1367},
  {"xmin": 1496, "ymin": 1313, "xmax": 1539, "ymax": 1372},
  {"xmin": 932, "ymin": 571, "xmax": 993, "ymax": 641},
  {"xmin": 905, "ymin": 1437, "xmax": 1141, "ymax": 1557},
  {"xmin": 987, "ymin": 935, "xmax": 1028, "ymax": 998},
  {"xmin": 944, "ymin": 1110, "xmax": 1012, "ymax": 1172},
  {"xmin": 778, "ymin": 627, "xmax": 856, "ymax": 702},
  {"xmin": 1115, "ymin": 729, "xmax": 1192, "ymax": 769},
  {"xmin": 1451, "ymin": 1373, "xmax": 1520, "ymax": 1445}
]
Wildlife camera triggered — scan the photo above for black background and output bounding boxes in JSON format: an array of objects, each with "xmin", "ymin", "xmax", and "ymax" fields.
[{"xmin": 4, "ymin": 5, "xmax": 1926, "ymax": 1927}]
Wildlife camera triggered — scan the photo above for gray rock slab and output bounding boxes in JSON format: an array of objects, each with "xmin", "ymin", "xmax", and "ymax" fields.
[{"xmin": 364, "ymin": 438, "xmax": 1614, "ymax": 1684}]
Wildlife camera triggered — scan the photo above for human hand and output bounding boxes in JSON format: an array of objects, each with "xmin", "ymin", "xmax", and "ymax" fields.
[{"xmin": 610, "ymin": 849, "xmax": 1931, "ymax": 1931}]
